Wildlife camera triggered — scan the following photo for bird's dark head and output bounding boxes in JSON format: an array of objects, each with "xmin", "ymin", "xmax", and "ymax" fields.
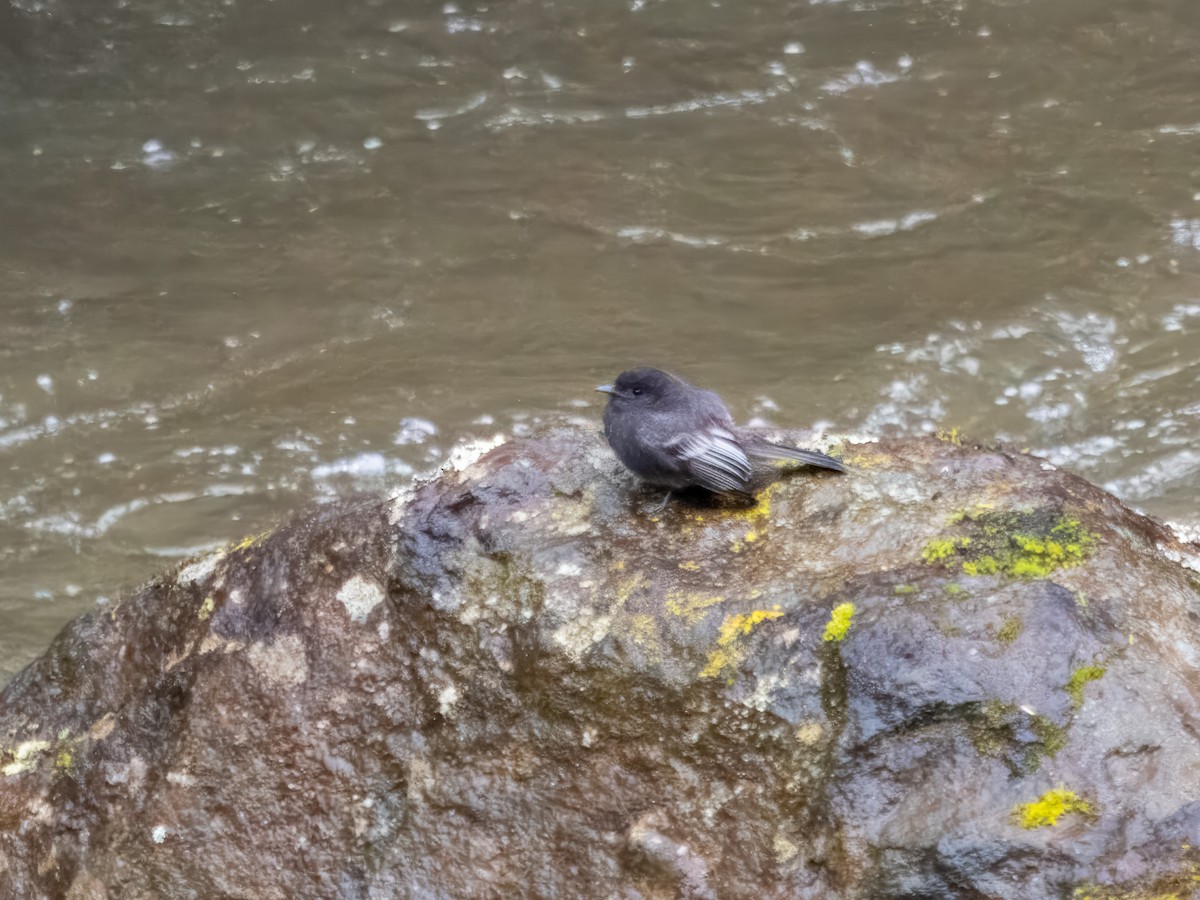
[{"xmin": 596, "ymin": 367, "xmax": 685, "ymax": 407}]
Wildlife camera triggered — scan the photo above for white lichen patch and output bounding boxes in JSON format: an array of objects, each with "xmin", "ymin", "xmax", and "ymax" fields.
[
  {"xmin": 198, "ymin": 633, "xmax": 247, "ymax": 655},
  {"xmin": 388, "ymin": 434, "xmax": 509, "ymax": 524},
  {"xmin": 443, "ymin": 433, "xmax": 507, "ymax": 473},
  {"xmin": 166, "ymin": 771, "xmax": 198, "ymax": 788},
  {"xmin": 1167, "ymin": 520, "xmax": 1200, "ymax": 544},
  {"xmin": 26, "ymin": 797, "xmax": 55, "ymax": 825},
  {"xmin": 429, "ymin": 586, "xmax": 465, "ymax": 615},
  {"xmin": 247, "ymin": 634, "xmax": 309, "ymax": 688},
  {"xmin": 437, "ymin": 682, "xmax": 459, "ymax": 716},
  {"xmin": 1160, "ymin": 545, "xmax": 1200, "ymax": 573},
  {"xmin": 877, "ymin": 471, "xmax": 926, "ymax": 505},
  {"xmin": 385, "ymin": 484, "xmax": 416, "ymax": 526},
  {"xmin": 36, "ymin": 849, "xmax": 55, "ymax": 877},
  {"xmin": 458, "ymin": 601, "xmax": 484, "ymax": 626},
  {"xmin": 165, "ymin": 644, "xmax": 193, "ymax": 671},
  {"xmin": 1162, "ymin": 522, "xmax": 1200, "ymax": 572},
  {"xmin": 407, "ymin": 756, "xmax": 433, "ymax": 804},
  {"xmin": 337, "ymin": 575, "xmax": 385, "ymax": 624},
  {"xmin": 1174, "ymin": 638, "xmax": 1199, "ymax": 668},
  {"xmin": 773, "ymin": 833, "xmax": 800, "ymax": 863},
  {"xmin": 549, "ymin": 497, "xmax": 592, "ymax": 537},
  {"xmin": 848, "ymin": 477, "xmax": 884, "ymax": 503},
  {"xmin": 743, "ymin": 673, "xmax": 784, "ymax": 712},
  {"xmin": 558, "ymin": 520, "xmax": 591, "ymax": 537},
  {"xmin": 177, "ymin": 551, "xmax": 225, "ymax": 588},
  {"xmin": 823, "ymin": 431, "xmax": 880, "ymax": 449},
  {"xmin": 105, "ymin": 755, "xmax": 147, "ymax": 789},
  {"xmin": 89, "ymin": 713, "xmax": 117, "ymax": 741},
  {"xmin": 552, "ymin": 612, "xmax": 613, "ymax": 662},
  {"xmin": 2, "ymin": 739, "xmax": 51, "ymax": 776},
  {"xmin": 322, "ymin": 753, "xmax": 355, "ymax": 778},
  {"xmin": 151, "ymin": 825, "xmax": 168, "ymax": 844},
  {"xmin": 795, "ymin": 721, "xmax": 824, "ymax": 745}
]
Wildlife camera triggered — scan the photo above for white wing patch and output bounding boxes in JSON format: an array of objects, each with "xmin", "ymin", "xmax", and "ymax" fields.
[{"xmin": 668, "ymin": 426, "xmax": 752, "ymax": 493}]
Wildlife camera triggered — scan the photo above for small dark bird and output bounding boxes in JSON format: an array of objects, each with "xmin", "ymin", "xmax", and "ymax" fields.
[{"xmin": 596, "ymin": 367, "xmax": 846, "ymax": 506}]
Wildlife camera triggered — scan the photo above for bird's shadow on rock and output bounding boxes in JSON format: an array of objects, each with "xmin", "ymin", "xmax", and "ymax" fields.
[{"xmin": 637, "ymin": 466, "xmax": 845, "ymax": 515}]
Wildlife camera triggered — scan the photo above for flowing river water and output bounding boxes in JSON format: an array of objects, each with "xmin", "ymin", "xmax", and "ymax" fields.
[{"xmin": 1, "ymin": 0, "xmax": 1199, "ymax": 682}]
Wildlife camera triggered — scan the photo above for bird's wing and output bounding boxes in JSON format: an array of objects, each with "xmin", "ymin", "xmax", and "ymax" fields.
[
  {"xmin": 666, "ymin": 425, "xmax": 753, "ymax": 493},
  {"xmin": 694, "ymin": 389, "xmax": 737, "ymax": 426}
]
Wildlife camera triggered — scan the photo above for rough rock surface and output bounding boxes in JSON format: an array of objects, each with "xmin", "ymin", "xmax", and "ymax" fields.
[{"xmin": 2, "ymin": 427, "xmax": 1200, "ymax": 899}]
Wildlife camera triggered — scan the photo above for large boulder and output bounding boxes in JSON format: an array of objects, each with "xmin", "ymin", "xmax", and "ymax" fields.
[{"xmin": 2, "ymin": 427, "xmax": 1200, "ymax": 899}]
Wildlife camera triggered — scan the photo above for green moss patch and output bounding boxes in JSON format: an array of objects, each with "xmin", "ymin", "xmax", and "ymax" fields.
[
  {"xmin": 921, "ymin": 508, "xmax": 1098, "ymax": 579},
  {"xmin": 1072, "ymin": 860, "xmax": 1200, "ymax": 900},
  {"xmin": 996, "ymin": 615, "xmax": 1023, "ymax": 645},
  {"xmin": 967, "ymin": 701, "xmax": 1065, "ymax": 776},
  {"xmin": 1065, "ymin": 664, "xmax": 1106, "ymax": 707}
]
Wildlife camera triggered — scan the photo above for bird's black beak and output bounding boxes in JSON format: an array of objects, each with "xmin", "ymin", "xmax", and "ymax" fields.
[{"xmin": 595, "ymin": 384, "xmax": 616, "ymax": 395}]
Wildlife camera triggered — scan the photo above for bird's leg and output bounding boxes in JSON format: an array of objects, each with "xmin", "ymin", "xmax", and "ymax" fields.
[{"xmin": 654, "ymin": 490, "xmax": 674, "ymax": 513}]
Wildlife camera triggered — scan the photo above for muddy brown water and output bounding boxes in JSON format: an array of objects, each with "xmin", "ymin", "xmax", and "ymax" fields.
[{"xmin": 2, "ymin": 0, "xmax": 1199, "ymax": 682}]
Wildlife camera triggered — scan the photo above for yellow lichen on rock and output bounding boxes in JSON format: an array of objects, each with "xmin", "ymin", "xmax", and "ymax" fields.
[
  {"xmin": 613, "ymin": 573, "xmax": 647, "ymax": 607},
  {"xmin": 231, "ymin": 529, "xmax": 272, "ymax": 553},
  {"xmin": 690, "ymin": 483, "xmax": 779, "ymax": 553},
  {"xmin": 836, "ymin": 447, "xmax": 890, "ymax": 468},
  {"xmin": 936, "ymin": 427, "xmax": 963, "ymax": 445},
  {"xmin": 1014, "ymin": 787, "xmax": 1092, "ymax": 829},
  {"xmin": 700, "ymin": 607, "xmax": 784, "ymax": 678},
  {"xmin": 621, "ymin": 614, "xmax": 662, "ymax": 660},
  {"xmin": 716, "ymin": 608, "xmax": 784, "ymax": 644},
  {"xmin": 922, "ymin": 537, "xmax": 972, "ymax": 563},
  {"xmin": 724, "ymin": 483, "xmax": 777, "ymax": 525},
  {"xmin": 823, "ymin": 603, "xmax": 855, "ymax": 642},
  {"xmin": 665, "ymin": 591, "xmax": 726, "ymax": 625}
]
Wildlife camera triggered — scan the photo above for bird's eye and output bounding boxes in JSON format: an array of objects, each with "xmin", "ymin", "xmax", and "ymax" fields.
[{"xmin": 631, "ymin": 387, "xmax": 643, "ymax": 396}]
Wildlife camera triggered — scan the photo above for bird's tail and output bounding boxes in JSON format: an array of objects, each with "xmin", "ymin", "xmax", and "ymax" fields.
[{"xmin": 746, "ymin": 439, "xmax": 848, "ymax": 473}]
